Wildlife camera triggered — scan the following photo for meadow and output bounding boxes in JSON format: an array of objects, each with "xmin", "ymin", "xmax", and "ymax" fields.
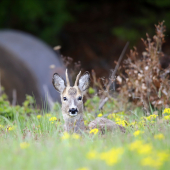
[{"xmin": 0, "ymin": 88, "xmax": 170, "ymax": 170}]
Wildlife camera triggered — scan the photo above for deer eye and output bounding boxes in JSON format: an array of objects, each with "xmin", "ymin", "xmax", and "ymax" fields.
[
  {"xmin": 63, "ymin": 97, "xmax": 67, "ymax": 101},
  {"xmin": 78, "ymin": 96, "xmax": 82, "ymax": 101}
]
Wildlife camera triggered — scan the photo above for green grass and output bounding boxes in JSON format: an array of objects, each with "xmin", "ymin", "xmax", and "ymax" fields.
[{"xmin": 0, "ymin": 106, "xmax": 170, "ymax": 170}]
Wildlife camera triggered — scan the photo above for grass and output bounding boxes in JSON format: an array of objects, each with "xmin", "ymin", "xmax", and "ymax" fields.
[{"xmin": 0, "ymin": 104, "xmax": 170, "ymax": 170}]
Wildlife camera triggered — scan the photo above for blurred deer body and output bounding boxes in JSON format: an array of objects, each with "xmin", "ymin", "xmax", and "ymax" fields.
[{"xmin": 52, "ymin": 69, "xmax": 125, "ymax": 133}]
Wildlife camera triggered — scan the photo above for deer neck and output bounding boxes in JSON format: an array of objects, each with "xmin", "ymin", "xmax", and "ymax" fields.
[{"xmin": 62, "ymin": 109, "xmax": 85, "ymax": 133}]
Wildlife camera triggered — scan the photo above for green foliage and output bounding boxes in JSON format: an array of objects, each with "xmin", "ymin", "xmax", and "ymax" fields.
[
  {"xmin": 112, "ymin": 0, "xmax": 170, "ymax": 44},
  {"xmin": 0, "ymin": 0, "xmax": 74, "ymax": 45},
  {"xmin": 112, "ymin": 27, "xmax": 140, "ymax": 44},
  {"xmin": 0, "ymin": 88, "xmax": 39, "ymax": 122}
]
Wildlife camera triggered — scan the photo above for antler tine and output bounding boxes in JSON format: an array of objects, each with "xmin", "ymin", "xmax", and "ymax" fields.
[
  {"xmin": 65, "ymin": 69, "xmax": 70, "ymax": 86},
  {"xmin": 74, "ymin": 71, "xmax": 81, "ymax": 86}
]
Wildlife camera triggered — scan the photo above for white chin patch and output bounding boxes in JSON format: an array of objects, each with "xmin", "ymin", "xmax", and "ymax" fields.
[{"xmin": 69, "ymin": 112, "xmax": 78, "ymax": 117}]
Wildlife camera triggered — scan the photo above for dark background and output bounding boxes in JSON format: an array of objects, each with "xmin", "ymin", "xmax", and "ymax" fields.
[{"xmin": 1, "ymin": 0, "xmax": 170, "ymax": 76}]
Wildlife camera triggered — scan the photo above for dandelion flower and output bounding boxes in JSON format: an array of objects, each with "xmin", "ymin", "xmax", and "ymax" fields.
[
  {"xmin": 137, "ymin": 143, "xmax": 152, "ymax": 155},
  {"xmin": 86, "ymin": 150, "xmax": 98, "ymax": 159},
  {"xmin": 98, "ymin": 113, "xmax": 102, "ymax": 117},
  {"xmin": 100, "ymin": 147, "xmax": 124, "ymax": 166},
  {"xmin": 163, "ymin": 115, "xmax": 170, "ymax": 120},
  {"xmin": 49, "ymin": 117, "xmax": 57, "ymax": 122},
  {"xmin": 154, "ymin": 133, "xmax": 165, "ymax": 140},
  {"xmin": 129, "ymin": 140, "xmax": 143, "ymax": 151},
  {"xmin": 61, "ymin": 132, "xmax": 70, "ymax": 140},
  {"xmin": 163, "ymin": 108, "xmax": 170, "ymax": 114},
  {"xmin": 72, "ymin": 133, "xmax": 80, "ymax": 139},
  {"xmin": 77, "ymin": 167, "xmax": 89, "ymax": 170},
  {"xmin": 20, "ymin": 142, "xmax": 30, "ymax": 149},
  {"xmin": 133, "ymin": 130, "xmax": 144, "ymax": 137},
  {"xmin": 8, "ymin": 126, "xmax": 15, "ymax": 131},
  {"xmin": 84, "ymin": 120, "xmax": 88, "ymax": 126},
  {"xmin": 89, "ymin": 128, "xmax": 98, "ymax": 135},
  {"xmin": 37, "ymin": 115, "xmax": 42, "ymax": 119}
]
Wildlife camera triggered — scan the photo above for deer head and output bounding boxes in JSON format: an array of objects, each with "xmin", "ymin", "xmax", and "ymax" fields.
[{"xmin": 52, "ymin": 69, "xmax": 90, "ymax": 131}]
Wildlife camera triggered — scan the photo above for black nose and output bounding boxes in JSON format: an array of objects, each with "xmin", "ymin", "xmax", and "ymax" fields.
[{"xmin": 69, "ymin": 108, "xmax": 78, "ymax": 114}]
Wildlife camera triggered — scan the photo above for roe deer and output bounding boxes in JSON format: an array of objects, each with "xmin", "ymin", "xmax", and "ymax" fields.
[{"xmin": 52, "ymin": 69, "xmax": 125, "ymax": 133}]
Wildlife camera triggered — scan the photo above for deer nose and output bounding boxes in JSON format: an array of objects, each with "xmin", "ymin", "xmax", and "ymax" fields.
[{"xmin": 69, "ymin": 108, "xmax": 78, "ymax": 115}]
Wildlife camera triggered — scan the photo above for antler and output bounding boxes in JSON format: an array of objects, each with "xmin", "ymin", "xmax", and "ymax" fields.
[
  {"xmin": 65, "ymin": 69, "xmax": 70, "ymax": 86},
  {"xmin": 74, "ymin": 71, "xmax": 81, "ymax": 86}
]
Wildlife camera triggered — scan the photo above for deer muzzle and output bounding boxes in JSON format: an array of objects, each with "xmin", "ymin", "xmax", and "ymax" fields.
[{"xmin": 69, "ymin": 108, "xmax": 78, "ymax": 117}]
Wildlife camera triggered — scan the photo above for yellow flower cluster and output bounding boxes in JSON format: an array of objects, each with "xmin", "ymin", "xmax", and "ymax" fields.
[
  {"xmin": 49, "ymin": 117, "xmax": 57, "ymax": 124},
  {"xmin": 154, "ymin": 133, "xmax": 165, "ymax": 140},
  {"xmin": 89, "ymin": 128, "xmax": 99, "ymax": 135},
  {"xmin": 129, "ymin": 140, "xmax": 169, "ymax": 168},
  {"xmin": 163, "ymin": 108, "xmax": 170, "ymax": 114},
  {"xmin": 37, "ymin": 115, "xmax": 42, "ymax": 119},
  {"xmin": 87, "ymin": 147, "xmax": 124, "ymax": 166},
  {"xmin": 129, "ymin": 140, "xmax": 152, "ymax": 155},
  {"xmin": 108, "ymin": 113, "xmax": 128, "ymax": 127},
  {"xmin": 61, "ymin": 132, "xmax": 80, "ymax": 140},
  {"xmin": 76, "ymin": 167, "xmax": 89, "ymax": 170},
  {"xmin": 8, "ymin": 126, "xmax": 15, "ymax": 131},
  {"xmin": 133, "ymin": 130, "xmax": 144, "ymax": 137},
  {"xmin": 20, "ymin": 142, "xmax": 30, "ymax": 149},
  {"xmin": 141, "ymin": 151, "xmax": 169, "ymax": 168},
  {"xmin": 163, "ymin": 115, "xmax": 170, "ymax": 120},
  {"xmin": 145, "ymin": 114, "xmax": 158, "ymax": 121},
  {"xmin": 97, "ymin": 113, "xmax": 102, "ymax": 117},
  {"xmin": 100, "ymin": 147, "xmax": 124, "ymax": 166}
]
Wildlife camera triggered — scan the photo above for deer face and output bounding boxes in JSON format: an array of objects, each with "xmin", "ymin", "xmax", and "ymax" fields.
[{"xmin": 52, "ymin": 70, "xmax": 90, "ymax": 117}]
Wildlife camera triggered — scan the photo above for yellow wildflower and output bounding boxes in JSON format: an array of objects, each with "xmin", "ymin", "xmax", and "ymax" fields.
[
  {"xmin": 141, "ymin": 156, "xmax": 161, "ymax": 168},
  {"xmin": 116, "ymin": 120, "xmax": 128, "ymax": 127},
  {"xmin": 89, "ymin": 128, "xmax": 99, "ymax": 135},
  {"xmin": 86, "ymin": 150, "xmax": 98, "ymax": 159},
  {"xmin": 100, "ymin": 147, "xmax": 124, "ymax": 166},
  {"xmin": 108, "ymin": 113, "xmax": 116, "ymax": 119},
  {"xmin": 129, "ymin": 140, "xmax": 143, "ymax": 151},
  {"xmin": 137, "ymin": 143, "xmax": 152, "ymax": 155},
  {"xmin": 0, "ymin": 125, "xmax": 4, "ymax": 129},
  {"xmin": 141, "ymin": 151, "xmax": 169, "ymax": 168},
  {"xmin": 76, "ymin": 167, "xmax": 89, "ymax": 170},
  {"xmin": 20, "ymin": 142, "xmax": 30, "ymax": 149},
  {"xmin": 37, "ymin": 115, "xmax": 42, "ymax": 119},
  {"xmin": 8, "ymin": 126, "xmax": 15, "ymax": 131},
  {"xmin": 98, "ymin": 113, "xmax": 102, "ymax": 117},
  {"xmin": 61, "ymin": 132, "xmax": 70, "ymax": 140},
  {"xmin": 163, "ymin": 108, "xmax": 170, "ymax": 114},
  {"xmin": 84, "ymin": 120, "xmax": 88, "ymax": 126},
  {"xmin": 49, "ymin": 117, "xmax": 57, "ymax": 122},
  {"xmin": 133, "ymin": 130, "xmax": 144, "ymax": 137},
  {"xmin": 154, "ymin": 133, "xmax": 165, "ymax": 140},
  {"xmin": 163, "ymin": 115, "xmax": 170, "ymax": 120},
  {"xmin": 72, "ymin": 133, "xmax": 80, "ymax": 139},
  {"xmin": 157, "ymin": 151, "xmax": 169, "ymax": 162},
  {"xmin": 146, "ymin": 114, "xmax": 158, "ymax": 121}
]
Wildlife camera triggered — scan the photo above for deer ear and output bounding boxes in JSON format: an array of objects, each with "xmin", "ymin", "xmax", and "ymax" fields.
[
  {"xmin": 52, "ymin": 73, "xmax": 66, "ymax": 93},
  {"xmin": 78, "ymin": 72, "xmax": 90, "ymax": 91}
]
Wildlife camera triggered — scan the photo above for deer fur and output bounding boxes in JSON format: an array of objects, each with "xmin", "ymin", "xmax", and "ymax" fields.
[{"xmin": 52, "ymin": 69, "xmax": 125, "ymax": 133}]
